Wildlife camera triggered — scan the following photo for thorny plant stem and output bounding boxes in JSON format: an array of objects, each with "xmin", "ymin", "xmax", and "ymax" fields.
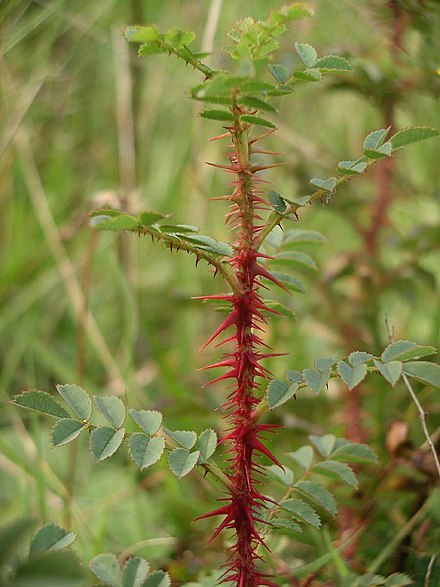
[{"xmin": 195, "ymin": 101, "xmax": 290, "ymax": 587}]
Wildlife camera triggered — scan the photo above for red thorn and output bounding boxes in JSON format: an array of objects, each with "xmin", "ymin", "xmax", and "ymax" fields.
[
  {"xmin": 208, "ymin": 132, "xmax": 230, "ymax": 141},
  {"xmin": 254, "ymin": 264, "xmax": 291, "ymax": 294},
  {"xmin": 199, "ymin": 311, "xmax": 237, "ymax": 351},
  {"xmin": 252, "ymin": 438, "xmax": 284, "ymax": 469}
]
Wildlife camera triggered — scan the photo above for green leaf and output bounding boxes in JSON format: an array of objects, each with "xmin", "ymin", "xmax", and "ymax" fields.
[
  {"xmin": 270, "ymin": 272, "xmax": 306, "ymax": 293},
  {"xmin": 268, "ymin": 63, "xmax": 290, "ymax": 83},
  {"xmin": 12, "ymin": 390, "xmax": 70, "ymax": 419},
  {"xmin": 272, "ymin": 251, "xmax": 318, "ymax": 271},
  {"xmin": 262, "ymin": 299, "xmax": 296, "ymax": 319},
  {"xmin": 157, "ymin": 224, "xmax": 199, "ymax": 234},
  {"xmin": 310, "ymin": 177, "xmax": 337, "ymax": 192},
  {"xmin": 92, "ymin": 214, "xmax": 140, "ymax": 231},
  {"xmin": 138, "ymin": 211, "xmax": 167, "ymax": 226},
  {"xmin": 51, "ymin": 419, "xmax": 86, "ymax": 447},
  {"xmin": 268, "ymin": 191, "xmax": 287, "ymax": 212},
  {"xmin": 30, "ymin": 524, "xmax": 76, "ymax": 557},
  {"xmin": 142, "ymin": 570, "xmax": 171, "ymax": 587},
  {"xmin": 295, "ymin": 43, "xmax": 317, "ymax": 67},
  {"xmin": 267, "ymin": 379, "xmax": 297, "ymax": 409},
  {"xmin": 90, "ymin": 553, "xmax": 122, "ymax": 587},
  {"xmin": 238, "ymin": 96, "xmax": 277, "ymax": 113},
  {"xmin": 129, "ymin": 435, "xmax": 165, "ymax": 470},
  {"xmin": 282, "ymin": 498, "xmax": 321, "ymax": 527},
  {"xmin": 94, "ymin": 395, "xmax": 126, "ymax": 429},
  {"xmin": 363, "ymin": 127, "xmax": 390, "ymax": 151},
  {"xmin": 403, "ymin": 361, "xmax": 440, "ymax": 388},
  {"xmin": 287, "ymin": 445, "xmax": 314, "ymax": 469},
  {"xmin": 181, "ymin": 234, "xmax": 234, "ymax": 256},
  {"xmin": 337, "ymin": 160, "xmax": 367, "ymax": 175},
  {"xmin": 373, "ymin": 359, "xmax": 402, "ymax": 387},
  {"xmin": 337, "ymin": 360, "xmax": 368, "ymax": 390},
  {"xmin": 363, "ymin": 141, "xmax": 392, "ymax": 159},
  {"xmin": 123, "ymin": 557, "xmax": 150, "ymax": 587},
  {"xmin": 56, "ymin": 384, "xmax": 91, "ymax": 422},
  {"xmin": 286, "ymin": 369, "xmax": 303, "ymax": 384},
  {"xmin": 164, "ymin": 28, "xmax": 196, "ymax": 49},
  {"xmin": 240, "ymin": 115, "xmax": 276, "ymax": 128},
  {"xmin": 165, "ymin": 429, "xmax": 197, "ymax": 450},
  {"xmin": 267, "ymin": 464, "xmax": 294, "ymax": 485},
  {"xmin": 315, "ymin": 357, "xmax": 336, "ymax": 372},
  {"xmin": 314, "ymin": 55, "xmax": 351, "ymax": 71},
  {"xmin": 129, "ymin": 409, "xmax": 163, "ymax": 435},
  {"xmin": 292, "ymin": 68, "xmax": 322, "ymax": 82},
  {"xmin": 283, "ymin": 229, "xmax": 326, "ymax": 245},
  {"xmin": 272, "ymin": 518, "xmax": 302, "ymax": 532},
  {"xmin": 90, "ymin": 427, "xmax": 125, "ymax": 461},
  {"xmin": 124, "ymin": 26, "xmax": 160, "ymax": 44},
  {"xmin": 168, "ymin": 448, "xmax": 200, "ymax": 479},
  {"xmin": 390, "ymin": 126, "xmax": 439, "ymax": 151},
  {"xmin": 312, "ymin": 460, "xmax": 358, "ymax": 488},
  {"xmin": 295, "ymin": 480, "xmax": 337, "ymax": 516},
  {"xmin": 331, "ymin": 441, "xmax": 378, "ymax": 463},
  {"xmin": 309, "ymin": 434, "xmax": 336, "ymax": 457},
  {"xmin": 0, "ymin": 518, "xmax": 35, "ymax": 567},
  {"xmin": 200, "ymin": 109, "xmax": 234, "ymax": 122},
  {"xmin": 348, "ymin": 351, "xmax": 373, "ymax": 367},
  {"xmin": 197, "ymin": 429, "xmax": 218, "ymax": 461},
  {"xmin": 382, "ymin": 341, "xmax": 436, "ymax": 363},
  {"xmin": 303, "ymin": 368, "xmax": 330, "ymax": 393}
]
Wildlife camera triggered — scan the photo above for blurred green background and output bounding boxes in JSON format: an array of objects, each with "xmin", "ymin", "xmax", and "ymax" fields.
[{"xmin": 1, "ymin": 0, "xmax": 439, "ymax": 584}]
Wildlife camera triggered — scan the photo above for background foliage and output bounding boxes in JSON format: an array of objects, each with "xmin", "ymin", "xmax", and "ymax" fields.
[{"xmin": 0, "ymin": 0, "xmax": 439, "ymax": 585}]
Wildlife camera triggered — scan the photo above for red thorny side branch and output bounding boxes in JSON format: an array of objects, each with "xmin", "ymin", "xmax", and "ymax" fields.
[{"xmin": 196, "ymin": 100, "xmax": 285, "ymax": 587}]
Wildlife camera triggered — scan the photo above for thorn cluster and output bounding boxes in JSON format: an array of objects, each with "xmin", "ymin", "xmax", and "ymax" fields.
[{"xmin": 197, "ymin": 108, "xmax": 286, "ymax": 586}]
